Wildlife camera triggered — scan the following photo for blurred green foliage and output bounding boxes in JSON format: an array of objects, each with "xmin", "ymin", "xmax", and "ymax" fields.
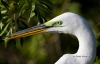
[{"xmin": 0, "ymin": 0, "xmax": 100, "ymax": 64}]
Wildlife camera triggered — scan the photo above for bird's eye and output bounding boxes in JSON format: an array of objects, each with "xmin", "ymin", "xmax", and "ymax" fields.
[
  {"xmin": 56, "ymin": 21, "xmax": 62, "ymax": 25},
  {"xmin": 52, "ymin": 20, "xmax": 62, "ymax": 26}
]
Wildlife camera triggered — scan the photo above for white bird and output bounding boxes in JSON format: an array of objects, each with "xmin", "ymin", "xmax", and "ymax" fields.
[{"xmin": 4, "ymin": 12, "xmax": 96, "ymax": 64}]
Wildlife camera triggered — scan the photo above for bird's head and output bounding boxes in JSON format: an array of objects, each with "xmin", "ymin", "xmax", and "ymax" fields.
[
  {"xmin": 3, "ymin": 20, "xmax": 64, "ymax": 40},
  {"xmin": 3, "ymin": 12, "xmax": 79, "ymax": 40}
]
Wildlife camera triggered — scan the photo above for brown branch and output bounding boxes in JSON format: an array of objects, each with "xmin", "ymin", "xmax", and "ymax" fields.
[
  {"xmin": 54, "ymin": 34, "xmax": 62, "ymax": 57},
  {"xmin": 61, "ymin": 0, "xmax": 71, "ymax": 13}
]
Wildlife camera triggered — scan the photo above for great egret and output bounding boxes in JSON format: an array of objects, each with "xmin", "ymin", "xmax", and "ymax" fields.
[{"xmin": 3, "ymin": 12, "xmax": 96, "ymax": 64}]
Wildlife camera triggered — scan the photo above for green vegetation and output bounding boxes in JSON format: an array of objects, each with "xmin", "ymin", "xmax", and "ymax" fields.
[{"xmin": 0, "ymin": 0, "xmax": 100, "ymax": 64}]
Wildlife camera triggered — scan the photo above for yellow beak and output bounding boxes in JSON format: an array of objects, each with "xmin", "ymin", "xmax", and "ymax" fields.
[{"xmin": 3, "ymin": 24, "xmax": 51, "ymax": 40}]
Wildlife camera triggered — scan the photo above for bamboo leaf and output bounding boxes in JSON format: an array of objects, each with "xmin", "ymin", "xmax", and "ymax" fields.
[
  {"xmin": 40, "ymin": 2, "xmax": 52, "ymax": 12},
  {"xmin": 19, "ymin": 16, "xmax": 27, "ymax": 20},
  {"xmin": 1, "ymin": 0, "xmax": 10, "ymax": 11},
  {"xmin": 1, "ymin": 10, "xmax": 7, "ymax": 14},
  {"xmin": 28, "ymin": 12, "xmax": 35, "ymax": 21},
  {"xmin": 6, "ymin": 27, "xmax": 12, "ymax": 36},
  {"xmin": 18, "ymin": 0, "xmax": 28, "ymax": 16},
  {"xmin": 0, "ymin": 9, "xmax": 2, "ymax": 20},
  {"xmin": 0, "ymin": 22, "xmax": 10, "ymax": 36},
  {"xmin": 28, "ymin": 2, "xmax": 35, "ymax": 22},
  {"xmin": 41, "ymin": 15, "xmax": 47, "ymax": 22},
  {"xmin": 36, "ymin": 9, "xmax": 44, "ymax": 23},
  {"xmin": 42, "ymin": 0, "xmax": 53, "ymax": 5},
  {"xmin": 0, "ymin": 21, "xmax": 4, "ymax": 30},
  {"xmin": 4, "ymin": 39, "xmax": 8, "ymax": 48},
  {"xmin": 20, "ymin": 20, "xmax": 29, "ymax": 28},
  {"xmin": 38, "ymin": 3, "xmax": 52, "ymax": 13}
]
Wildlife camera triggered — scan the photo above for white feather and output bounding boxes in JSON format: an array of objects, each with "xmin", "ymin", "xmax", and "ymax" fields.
[{"xmin": 46, "ymin": 12, "xmax": 96, "ymax": 64}]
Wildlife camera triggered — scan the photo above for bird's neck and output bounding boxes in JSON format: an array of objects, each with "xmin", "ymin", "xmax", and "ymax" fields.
[{"xmin": 75, "ymin": 28, "xmax": 96, "ymax": 58}]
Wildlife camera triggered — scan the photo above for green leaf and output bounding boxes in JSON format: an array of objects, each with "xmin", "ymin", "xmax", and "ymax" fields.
[
  {"xmin": 0, "ymin": 9, "xmax": 2, "ymax": 20},
  {"xmin": 6, "ymin": 27, "xmax": 12, "ymax": 36},
  {"xmin": 4, "ymin": 39, "xmax": 8, "ymax": 48},
  {"xmin": 19, "ymin": 16, "xmax": 27, "ymax": 20},
  {"xmin": 18, "ymin": 0, "xmax": 28, "ymax": 16},
  {"xmin": 1, "ymin": 0, "xmax": 10, "ymax": 11},
  {"xmin": 42, "ymin": 0, "xmax": 53, "ymax": 5},
  {"xmin": 20, "ymin": 20, "xmax": 29, "ymax": 28},
  {"xmin": 0, "ymin": 22, "xmax": 10, "ymax": 36},
  {"xmin": 1, "ymin": 10, "xmax": 7, "ymax": 14},
  {"xmin": 36, "ymin": 9, "xmax": 44, "ymax": 23},
  {"xmin": 28, "ymin": 2, "xmax": 35, "ymax": 22},
  {"xmin": 0, "ymin": 21, "xmax": 4, "ymax": 30},
  {"xmin": 37, "ymin": 3, "xmax": 52, "ymax": 13},
  {"xmin": 41, "ymin": 15, "xmax": 47, "ymax": 22},
  {"xmin": 40, "ymin": 2, "xmax": 52, "ymax": 11}
]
